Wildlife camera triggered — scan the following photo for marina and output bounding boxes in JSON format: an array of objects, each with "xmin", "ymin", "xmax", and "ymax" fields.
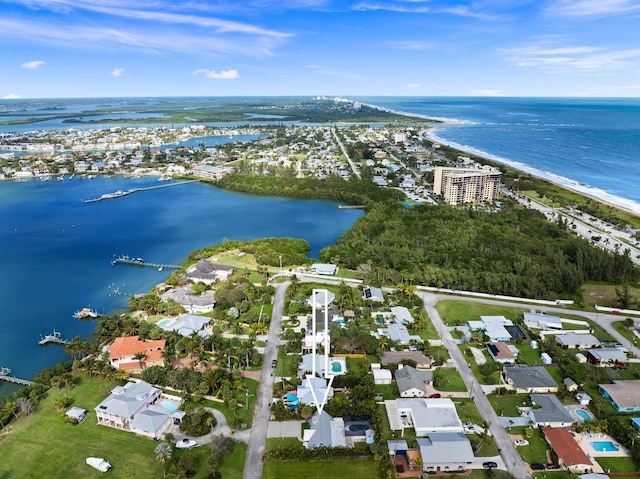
[
  {"xmin": 38, "ymin": 330, "xmax": 71, "ymax": 346},
  {"xmin": 83, "ymin": 179, "xmax": 197, "ymax": 203}
]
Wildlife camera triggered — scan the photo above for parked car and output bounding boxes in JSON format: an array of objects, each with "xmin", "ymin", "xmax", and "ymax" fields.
[
  {"xmin": 482, "ymin": 461, "xmax": 498, "ymax": 469},
  {"xmin": 530, "ymin": 463, "xmax": 545, "ymax": 470},
  {"xmin": 176, "ymin": 439, "xmax": 198, "ymax": 449},
  {"xmin": 428, "ymin": 393, "xmax": 441, "ymax": 398},
  {"xmin": 271, "ymin": 359, "xmax": 277, "ymax": 368},
  {"xmin": 431, "ymin": 361, "xmax": 443, "ymax": 367},
  {"xmin": 514, "ymin": 439, "xmax": 529, "ymax": 446}
]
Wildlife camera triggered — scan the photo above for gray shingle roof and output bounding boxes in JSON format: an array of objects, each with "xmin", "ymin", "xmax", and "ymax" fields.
[
  {"xmin": 505, "ymin": 365, "xmax": 558, "ymax": 389},
  {"xmin": 529, "ymin": 394, "xmax": 574, "ymax": 424}
]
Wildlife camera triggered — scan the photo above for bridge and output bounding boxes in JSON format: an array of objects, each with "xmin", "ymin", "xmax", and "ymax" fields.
[
  {"xmin": 111, "ymin": 255, "xmax": 181, "ymax": 271},
  {"xmin": 0, "ymin": 367, "xmax": 34, "ymax": 386}
]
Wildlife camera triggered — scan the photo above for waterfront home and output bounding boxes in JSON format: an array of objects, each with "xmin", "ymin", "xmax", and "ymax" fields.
[
  {"xmin": 193, "ymin": 164, "xmax": 233, "ymax": 180},
  {"xmin": 543, "ymin": 428, "xmax": 593, "ymax": 474},
  {"xmin": 599, "ymin": 380, "xmax": 640, "ymax": 412},
  {"xmin": 160, "ymin": 285, "xmax": 216, "ymax": 313},
  {"xmin": 417, "ymin": 433, "xmax": 474, "ymax": 473},
  {"xmin": 160, "ymin": 313, "xmax": 211, "ymax": 338},
  {"xmin": 105, "ymin": 335, "xmax": 165, "ymax": 373},
  {"xmin": 185, "ymin": 259, "xmax": 233, "ymax": 284},
  {"xmin": 503, "ymin": 365, "xmax": 558, "ymax": 393}
]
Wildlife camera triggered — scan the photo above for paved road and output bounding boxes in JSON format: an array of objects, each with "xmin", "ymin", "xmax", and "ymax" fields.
[
  {"xmin": 419, "ymin": 292, "xmax": 529, "ymax": 479},
  {"xmin": 332, "ymin": 129, "xmax": 361, "ymax": 179},
  {"xmin": 243, "ymin": 281, "xmax": 289, "ymax": 479}
]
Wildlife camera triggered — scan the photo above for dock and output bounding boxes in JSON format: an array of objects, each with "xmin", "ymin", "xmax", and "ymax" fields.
[
  {"xmin": 338, "ymin": 205, "xmax": 366, "ymax": 209},
  {"xmin": 38, "ymin": 330, "xmax": 71, "ymax": 346},
  {"xmin": 0, "ymin": 367, "xmax": 34, "ymax": 386},
  {"xmin": 111, "ymin": 255, "xmax": 181, "ymax": 270},
  {"xmin": 84, "ymin": 180, "xmax": 197, "ymax": 203}
]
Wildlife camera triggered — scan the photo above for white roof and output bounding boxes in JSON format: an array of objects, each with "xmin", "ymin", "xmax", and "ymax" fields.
[
  {"xmin": 417, "ymin": 433, "xmax": 474, "ymax": 464},
  {"xmin": 396, "ymin": 398, "xmax": 463, "ymax": 433},
  {"xmin": 95, "ymin": 381, "xmax": 160, "ymax": 419},
  {"xmin": 373, "ymin": 369, "xmax": 392, "ymax": 381},
  {"xmin": 390, "ymin": 306, "xmax": 414, "ymax": 324}
]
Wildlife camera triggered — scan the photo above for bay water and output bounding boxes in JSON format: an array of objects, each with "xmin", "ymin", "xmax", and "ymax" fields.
[{"xmin": 0, "ymin": 176, "xmax": 362, "ymax": 395}]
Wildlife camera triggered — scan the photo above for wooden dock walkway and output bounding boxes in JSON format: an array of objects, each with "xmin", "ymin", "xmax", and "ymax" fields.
[
  {"xmin": 111, "ymin": 255, "xmax": 181, "ymax": 270},
  {"xmin": 0, "ymin": 367, "xmax": 34, "ymax": 386},
  {"xmin": 84, "ymin": 179, "xmax": 197, "ymax": 203}
]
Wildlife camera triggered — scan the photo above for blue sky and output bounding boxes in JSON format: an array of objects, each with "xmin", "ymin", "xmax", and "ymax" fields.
[{"xmin": 1, "ymin": 0, "xmax": 640, "ymax": 98}]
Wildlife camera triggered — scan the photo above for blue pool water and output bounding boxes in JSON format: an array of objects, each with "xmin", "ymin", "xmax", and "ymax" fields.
[
  {"xmin": 591, "ymin": 441, "xmax": 619, "ymax": 452},
  {"xmin": 160, "ymin": 400, "xmax": 179, "ymax": 412},
  {"xmin": 157, "ymin": 319, "xmax": 173, "ymax": 328},
  {"xmin": 576, "ymin": 410, "xmax": 591, "ymax": 421},
  {"xmin": 332, "ymin": 361, "xmax": 342, "ymax": 373}
]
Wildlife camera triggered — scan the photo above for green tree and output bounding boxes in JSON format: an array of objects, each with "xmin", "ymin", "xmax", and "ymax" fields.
[{"xmin": 155, "ymin": 442, "xmax": 172, "ymax": 478}]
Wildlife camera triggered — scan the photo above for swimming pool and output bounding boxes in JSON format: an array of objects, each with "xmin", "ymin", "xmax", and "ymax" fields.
[
  {"xmin": 157, "ymin": 319, "xmax": 172, "ymax": 328},
  {"xmin": 160, "ymin": 400, "xmax": 179, "ymax": 412},
  {"xmin": 331, "ymin": 361, "xmax": 342, "ymax": 373},
  {"xmin": 591, "ymin": 441, "xmax": 620, "ymax": 452},
  {"xmin": 576, "ymin": 409, "xmax": 592, "ymax": 421}
]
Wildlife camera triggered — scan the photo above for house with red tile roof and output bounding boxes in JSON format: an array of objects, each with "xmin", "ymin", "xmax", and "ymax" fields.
[
  {"xmin": 105, "ymin": 335, "xmax": 165, "ymax": 373},
  {"xmin": 543, "ymin": 428, "xmax": 594, "ymax": 474}
]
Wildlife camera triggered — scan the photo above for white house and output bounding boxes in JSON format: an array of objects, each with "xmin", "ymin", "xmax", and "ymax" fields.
[
  {"xmin": 418, "ymin": 433, "xmax": 474, "ymax": 473},
  {"xmin": 524, "ymin": 312, "xmax": 563, "ymax": 330},
  {"xmin": 467, "ymin": 316, "xmax": 513, "ymax": 342},
  {"xmin": 394, "ymin": 398, "xmax": 464, "ymax": 436}
]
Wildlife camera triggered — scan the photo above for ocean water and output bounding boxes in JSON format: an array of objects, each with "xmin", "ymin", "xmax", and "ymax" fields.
[
  {"xmin": 354, "ymin": 97, "xmax": 640, "ymax": 215},
  {"xmin": 0, "ymin": 176, "xmax": 362, "ymax": 395}
]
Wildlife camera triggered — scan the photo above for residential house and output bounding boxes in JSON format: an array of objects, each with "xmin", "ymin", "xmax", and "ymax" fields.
[
  {"xmin": 362, "ymin": 286, "xmax": 384, "ymax": 302},
  {"xmin": 105, "ymin": 336, "xmax": 165, "ymax": 373},
  {"xmin": 467, "ymin": 316, "xmax": 512, "ymax": 342},
  {"xmin": 388, "ymin": 306, "xmax": 415, "ymax": 324},
  {"xmin": 299, "ymin": 353, "xmax": 347, "ymax": 377},
  {"xmin": 528, "ymin": 393, "xmax": 574, "ymax": 428},
  {"xmin": 381, "ymin": 351, "xmax": 431, "ymax": 369},
  {"xmin": 486, "ymin": 342, "xmax": 516, "ymax": 364},
  {"xmin": 503, "ymin": 365, "xmax": 558, "ymax": 393},
  {"xmin": 307, "ymin": 290, "xmax": 335, "ymax": 308},
  {"xmin": 297, "ymin": 376, "xmax": 334, "ymax": 407},
  {"xmin": 193, "ymin": 164, "xmax": 233, "ymax": 180},
  {"xmin": 587, "ymin": 348, "xmax": 627, "ymax": 368},
  {"xmin": 543, "ymin": 428, "xmax": 593, "ymax": 474},
  {"xmin": 394, "ymin": 398, "xmax": 464, "ymax": 436},
  {"xmin": 303, "ymin": 411, "xmax": 346, "ymax": 449},
  {"xmin": 160, "ymin": 314, "xmax": 211, "ymax": 338},
  {"xmin": 94, "ymin": 381, "xmax": 178, "ymax": 438},
  {"xmin": 377, "ymin": 323, "xmax": 422, "ymax": 345},
  {"xmin": 524, "ymin": 312, "xmax": 563, "ymax": 330},
  {"xmin": 160, "ymin": 285, "xmax": 215, "ymax": 313},
  {"xmin": 556, "ymin": 333, "xmax": 600, "ymax": 349},
  {"xmin": 309, "ymin": 263, "xmax": 337, "ymax": 275},
  {"xmin": 185, "ymin": 259, "xmax": 233, "ymax": 284},
  {"xmin": 599, "ymin": 380, "xmax": 640, "ymax": 412},
  {"xmin": 417, "ymin": 433, "xmax": 474, "ymax": 473},
  {"xmin": 395, "ymin": 365, "xmax": 434, "ymax": 397}
]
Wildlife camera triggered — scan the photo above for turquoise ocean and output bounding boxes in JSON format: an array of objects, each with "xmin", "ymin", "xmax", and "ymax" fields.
[{"xmin": 1, "ymin": 96, "xmax": 639, "ymax": 393}]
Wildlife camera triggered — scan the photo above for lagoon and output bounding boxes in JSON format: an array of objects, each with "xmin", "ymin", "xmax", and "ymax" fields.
[{"xmin": 0, "ymin": 176, "xmax": 363, "ymax": 395}]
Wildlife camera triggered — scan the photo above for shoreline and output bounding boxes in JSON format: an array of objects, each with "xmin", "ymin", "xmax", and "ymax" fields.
[{"xmin": 360, "ymin": 99, "xmax": 640, "ymax": 217}]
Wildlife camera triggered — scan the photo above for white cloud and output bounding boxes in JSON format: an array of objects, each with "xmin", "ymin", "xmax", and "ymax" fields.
[
  {"xmin": 193, "ymin": 68, "xmax": 239, "ymax": 79},
  {"xmin": 547, "ymin": 0, "xmax": 640, "ymax": 17},
  {"xmin": 407, "ymin": 82, "xmax": 422, "ymax": 88},
  {"xmin": 3, "ymin": 94, "xmax": 20, "ymax": 99},
  {"xmin": 21, "ymin": 60, "xmax": 45, "ymax": 69},
  {"xmin": 111, "ymin": 67, "xmax": 124, "ymax": 77},
  {"xmin": 387, "ymin": 41, "xmax": 431, "ymax": 51}
]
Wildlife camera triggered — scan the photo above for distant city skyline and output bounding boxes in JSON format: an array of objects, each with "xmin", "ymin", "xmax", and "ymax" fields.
[{"xmin": 1, "ymin": 0, "xmax": 640, "ymax": 99}]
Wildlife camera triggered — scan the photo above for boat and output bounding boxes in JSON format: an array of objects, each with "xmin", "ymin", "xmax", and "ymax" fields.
[
  {"xmin": 86, "ymin": 457, "xmax": 112, "ymax": 472},
  {"xmin": 73, "ymin": 307, "xmax": 99, "ymax": 319}
]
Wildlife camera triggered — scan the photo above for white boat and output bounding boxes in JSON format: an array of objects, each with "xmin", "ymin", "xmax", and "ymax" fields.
[
  {"xmin": 176, "ymin": 438, "xmax": 197, "ymax": 449},
  {"xmin": 86, "ymin": 457, "xmax": 112, "ymax": 472}
]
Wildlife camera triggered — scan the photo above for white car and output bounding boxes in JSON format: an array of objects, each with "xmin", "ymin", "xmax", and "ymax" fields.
[
  {"xmin": 514, "ymin": 439, "xmax": 529, "ymax": 447},
  {"xmin": 176, "ymin": 438, "xmax": 198, "ymax": 449},
  {"xmin": 86, "ymin": 457, "xmax": 112, "ymax": 472}
]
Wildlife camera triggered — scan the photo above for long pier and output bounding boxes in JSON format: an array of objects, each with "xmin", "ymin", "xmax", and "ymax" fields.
[
  {"xmin": 111, "ymin": 255, "xmax": 181, "ymax": 270},
  {"xmin": 84, "ymin": 179, "xmax": 197, "ymax": 203},
  {"xmin": 0, "ymin": 367, "xmax": 34, "ymax": 386}
]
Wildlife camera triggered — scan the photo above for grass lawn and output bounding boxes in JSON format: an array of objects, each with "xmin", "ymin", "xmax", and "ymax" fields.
[
  {"xmin": 453, "ymin": 398, "xmax": 487, "ymax": 426},
  {"xmin": 278, "ymin": 350, "xmax": 301, "ymax": 377},
  {"xmin": 263, "ymin": 459, "xmax": 383, "ymax": 479},
  {"xmin": 468, "ymin": 434, "xmax": 499, "ymax": 457},
  {"xmin": 434, "ymin": 368, "xmax": 467, "ymax": 392},
  {"xmin": 596, "ymin": 456, "xmax": 639, "ymax": 473},
  {"xmin": 613, "ymin": 320, "xmax": 638, "ymax": 345},
  {"xmin": 200, "ymin": 377, "xmax": 259, "ymax": 428},
  {"xmin": 0, "ymin": 375, "xmax": 219, "ymax": 479},
  {"xmin": 416, "ymin": 315, "xmax": 439, "ymax": 340},
  {"xmin": 582, "ymin": 282, "xmax": 640, "ymax": 310},
  {"xmin": 509, "ymin": 426, "xmax": 549, "ymax": 465},
  {"xmin": 436, "ymin": 301, "xmax": 526, "ymax": 326},
  {"xmin": 545, "ymin": 365, "xmax": 565, "ymax": 386},
  {"xmin": 487, "ymin": 393, "xmax": 530, "ymax": 417},
  {"xmin": 217, "ymin": 439, "xmax": 246, "ymax": 479},
  {"xmin": 532, "ymin": 471, "xmax": 570, "ymax": 479},
  {"xmin": 515, "ymin": 343, "xmax": 542, "ymax": 365},
  {"xmin": 374, "ymin": 384, "xmax": 398, "ymax": 400}
]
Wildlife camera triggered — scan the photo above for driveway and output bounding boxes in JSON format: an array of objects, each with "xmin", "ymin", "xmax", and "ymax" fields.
[{"xmin": 469, "ymin": 347, "xmax": 486, "ymax": 365}]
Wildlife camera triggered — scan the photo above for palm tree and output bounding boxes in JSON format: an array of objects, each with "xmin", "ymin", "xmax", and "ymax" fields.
[
  {"xmin": 155, "ymin": 442, "xmax": 172, "ymax": 478},
  {"xmin": 133, "ymin": 352, "xmax": 147, "ymax": 371}
]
